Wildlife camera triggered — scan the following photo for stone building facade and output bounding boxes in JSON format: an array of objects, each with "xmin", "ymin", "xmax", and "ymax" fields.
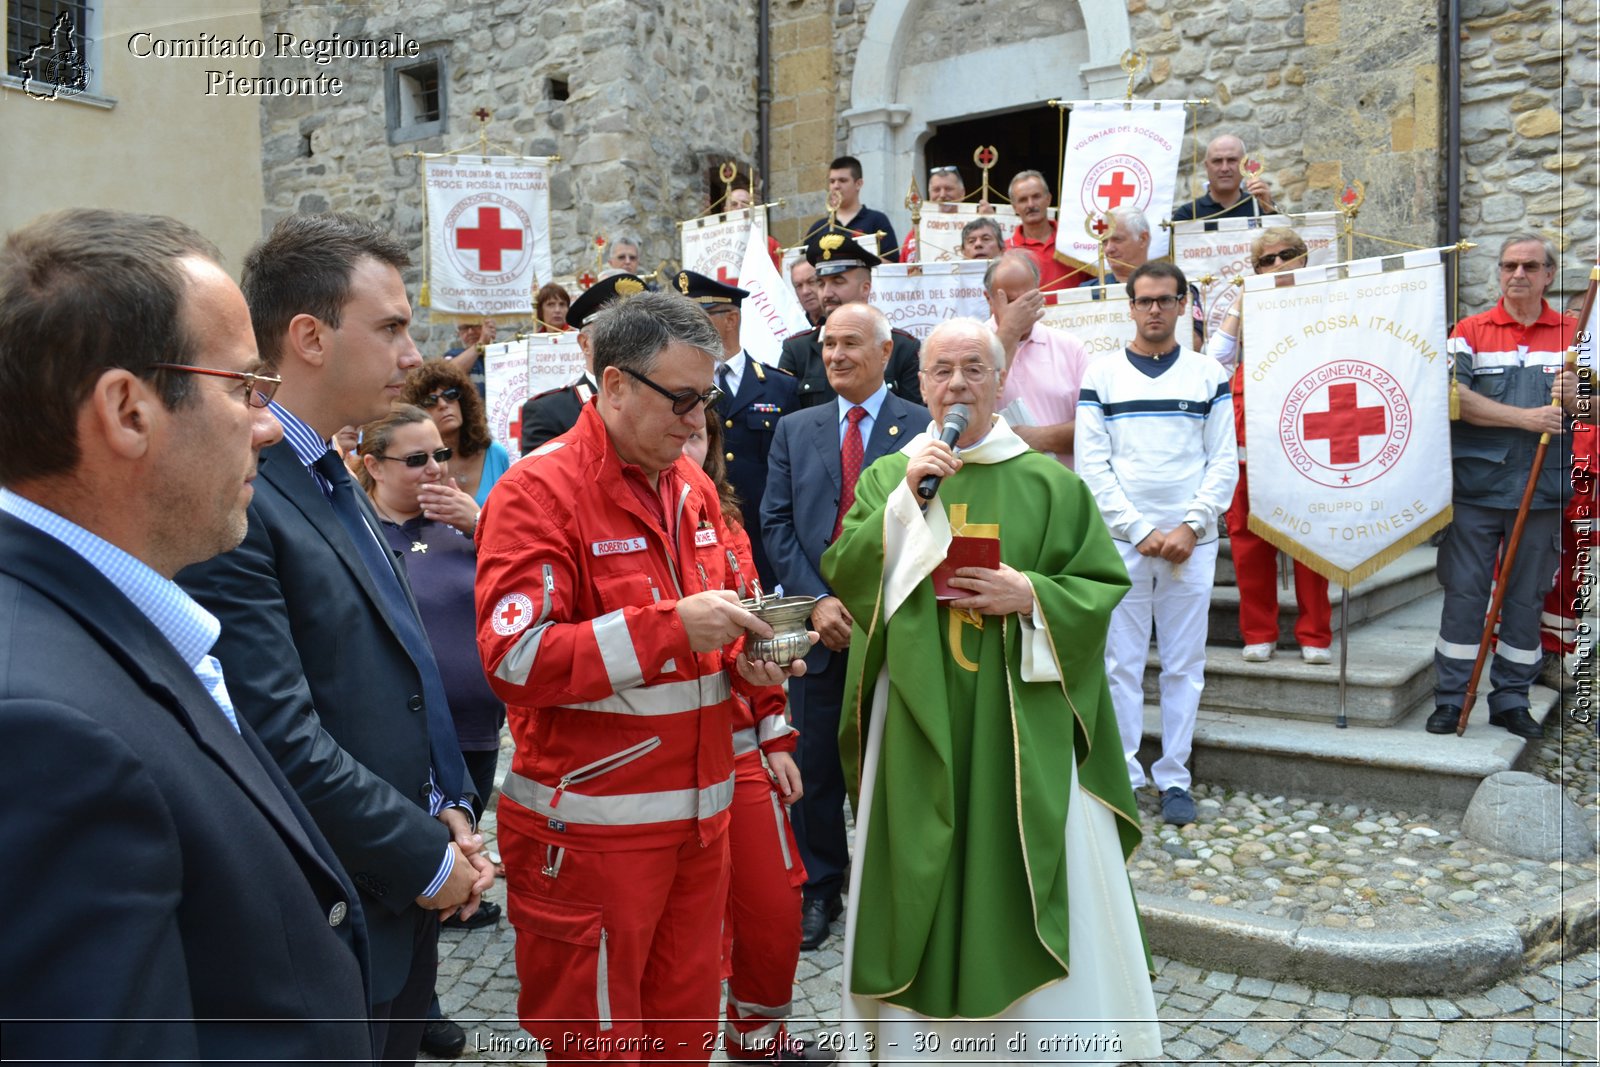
[{"xmin": 255, "ymin": 0, "xmax": 1594, "ymax": 332}]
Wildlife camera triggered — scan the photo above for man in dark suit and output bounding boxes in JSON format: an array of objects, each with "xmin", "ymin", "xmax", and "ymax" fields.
[
  {"xmin": 676, "ymin": 269, "xmax": 798, "ymax": 590},
  {"xmin": 780, "ymin": 228, "xmax": 922, "ymax": 410},
  {"xmin": 762, "ymin": 302, "xmax": 930, "ymax": 950},
  {"xmin": 0, "ymin": 208, "xmax": 371, "ymax": 1061},
  {"xmin": 178, "ymin": 213, "xmax": 492, "ymax": 1063},
  {"xmin": 519, "ymin": 272, "xmax": 644, "ymax": 453}
]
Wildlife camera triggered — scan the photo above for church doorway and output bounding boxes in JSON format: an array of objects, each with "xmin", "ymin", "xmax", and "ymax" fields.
[{"xmin": 922, "ymin": 103, "xmax": 1064, "ymax": 206}]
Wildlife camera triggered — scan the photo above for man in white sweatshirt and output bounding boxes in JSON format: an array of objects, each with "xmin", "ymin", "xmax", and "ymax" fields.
[{"xmin": 1075, "ymin": 261, "xmax": 1239, "ymax": 826}]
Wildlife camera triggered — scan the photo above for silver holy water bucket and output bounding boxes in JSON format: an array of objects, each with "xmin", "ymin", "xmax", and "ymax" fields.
[{"xmin": 740, "ymin": 594, "xmax": 819, "ymax": 666}]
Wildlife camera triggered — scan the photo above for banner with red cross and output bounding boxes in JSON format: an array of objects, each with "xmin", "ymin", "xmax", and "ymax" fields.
[
  {"xmin": 482, "ymin": 334, "xmax": 586, "ymax": 459},
  {"xmin": 1172, "ymin": 212, "xmax": 1341, "ymax": 341},
  {"xmin": 679, "ymin": 207, "xmax": 767, "ymax": 286},
  {"xmin": 1241, "ymin": 249, "xmax": 1453, "ymax": 584},
  {"xmin": 1056, "ymin": 101, "xmax": 1187, "ymax": 267},
  {"xmin": 423, "ymin": 155, "xmax": 554, "ymax": 319}
]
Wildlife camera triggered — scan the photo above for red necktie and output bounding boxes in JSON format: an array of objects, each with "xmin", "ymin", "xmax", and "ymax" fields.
[{"xmin": 835, "ymin": 406, "xmax": 867, "ymax": 539}]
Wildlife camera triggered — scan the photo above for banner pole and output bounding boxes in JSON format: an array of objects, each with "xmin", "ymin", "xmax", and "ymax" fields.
[{"xmin": 1337, "ymin": 586, "xmax": 1349, "ymax": 729}]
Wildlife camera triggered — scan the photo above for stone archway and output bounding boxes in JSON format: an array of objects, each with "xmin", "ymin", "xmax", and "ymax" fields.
[{"xmin": 844, "ymin": 0, "xmax": 1133, "ymax": 238}]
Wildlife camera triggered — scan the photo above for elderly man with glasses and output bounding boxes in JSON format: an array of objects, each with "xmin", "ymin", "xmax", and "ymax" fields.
[
  {"xmin": 1427, "ymin": 234, "xmax": 1582, "ymax": 740},
  {"xmin": 475, "ymin": 290, "xmax": 810, "ymax": 1063},
  {"xmin": 820, "ymin": 317, "xmax": 1160, "ymax": 1060}
]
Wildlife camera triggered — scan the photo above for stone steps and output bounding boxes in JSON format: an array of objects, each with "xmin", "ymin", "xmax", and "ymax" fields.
[
  {"xmin": 1205, "ymin": 545, "xmax": 1440, "ymax": 647},
  {"xmin": 1145, "ymin": 590, "xmax": 1445, "ymax": 725}
]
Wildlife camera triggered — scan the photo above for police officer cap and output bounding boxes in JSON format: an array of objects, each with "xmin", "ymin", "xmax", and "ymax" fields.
[
  {"xmin": 569, "ymin": 273, "xmax": 647, "ymax": 330},
  {"xmin": 804, "ymin": 227, "xmax": 881, "ymax": 277},
  {"xmin": 674, "ymin": 269, "xmax": 748, "ymax": 307}
]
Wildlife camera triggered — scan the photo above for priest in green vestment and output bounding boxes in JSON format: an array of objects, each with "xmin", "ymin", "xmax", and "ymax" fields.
[{"xmin": 820, "ymin": 318, "xmax": 1161, "ymax": 1063}]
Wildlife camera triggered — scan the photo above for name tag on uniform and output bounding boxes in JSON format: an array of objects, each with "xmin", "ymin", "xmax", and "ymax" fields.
[
  {"xmin": 592, "ymin": 536, "xmax": 647, "ymax": 557},
  {"xmin": 694, "ymin": 527, "xmax": 719, "ymax": 547}
]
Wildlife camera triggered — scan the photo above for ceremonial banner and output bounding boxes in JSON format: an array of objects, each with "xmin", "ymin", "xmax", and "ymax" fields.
[
  {"xmin": 680, "ymin": 207, "xmax": 766, "ymax": 284},
  {"xmin": 1038, "ymin": 287, "xmax": 1136, "ymax": 361},
  {"xmin": 915, "ymin": 205, "xmax": 1021, "ymax": 263},
  {"xmin": 423, "ymin": 155, "xmax": 553, "ymax": 318},
  {"xmin": 1242, "ymin": 250, "xmax": 1453, "ymax": 585},
  {"xmin": 1171, "ymin": 212, "xmax": 1340, "ymax": 342},
  {"xmin": 738, "ymin": 221, "xmax": 810, "ymax": 366},
  {"xmin": 1057, "ymin": 101, "xmax": 1187, "ymax": 265},
  {"xmin": 867, "ymin": 261, "xmax": 990, "ymax": 341},
  {"xmin": 483, "ymin": 340, "xmax": 532, "ymax": 459}
]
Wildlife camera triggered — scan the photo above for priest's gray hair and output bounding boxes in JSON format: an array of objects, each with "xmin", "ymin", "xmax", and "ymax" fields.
[{"xmin": 924, "ymin": 317, "xmax": 1008, "ymax": 375}]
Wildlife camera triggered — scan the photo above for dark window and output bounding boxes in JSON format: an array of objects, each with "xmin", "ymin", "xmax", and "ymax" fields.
[
  {"xmin": 7, "ymin": 0, "xmax": 93, "ymax": 92},
  {"xmin": 385, "ymin": 48, "xmax": 448, "ymax": 144},
  {"xmin": 548, "ymin": 77, "xmax": 569, "ymax": 102}
]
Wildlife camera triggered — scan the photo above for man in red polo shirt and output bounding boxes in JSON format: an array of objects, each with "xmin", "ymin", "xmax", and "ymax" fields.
[{"xmin": 1004, "ymin": 170, "xmax": 1089, "ymax": 293}]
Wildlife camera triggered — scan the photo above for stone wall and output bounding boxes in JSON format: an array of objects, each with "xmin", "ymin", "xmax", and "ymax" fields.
[
  {"xmin": 768, "ymin": 0, "xmax": 837, "ymax": 247},
  {"xmin": 258, "ymin": 0, "xmax": 755, "ymax": 345},
  {"xmin": 1456, "ymin": 0, "xmax": 1596, "ymax": 307}
]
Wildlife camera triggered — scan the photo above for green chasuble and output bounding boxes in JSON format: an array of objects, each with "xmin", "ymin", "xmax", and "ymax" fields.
[{"xmin": 821, "ymin": 423, "xmax": 1147, "ymax": 1020}]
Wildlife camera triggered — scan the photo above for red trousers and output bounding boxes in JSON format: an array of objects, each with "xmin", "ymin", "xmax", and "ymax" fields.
[
  {"xmin": 1543, "ymin": 424, "xmax": 1595, "ymax": 656},
  {"xmin": 721, "ymin": 754, "xmax": 806, "ymax": 1060},
  {"xmin": 1226, "ymin": 464, "xmax": 1333, "ymax": 648},
  {"xmin": 500, "ymin": 815, "xmax": 730, "ymax": 1065}
]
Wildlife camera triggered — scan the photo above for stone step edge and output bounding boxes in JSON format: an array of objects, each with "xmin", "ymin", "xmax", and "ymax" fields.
[{"xmin": 1140, "ymin": 883, "xmax": 1597, "ymax": 996}]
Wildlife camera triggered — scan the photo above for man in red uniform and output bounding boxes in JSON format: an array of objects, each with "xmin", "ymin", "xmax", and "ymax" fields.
[
  {"xmin": 476, "ymin": 291, "xmax": 809, "ymax": 1063},
  {"xmin": 1003, "ymin": 170, "xmax": 1088, "ymax": 292}
]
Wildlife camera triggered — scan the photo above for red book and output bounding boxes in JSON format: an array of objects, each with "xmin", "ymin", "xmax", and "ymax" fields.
[{"xmin": 931, "ymin": 535, "xmax": 1002, "ymax": 601}]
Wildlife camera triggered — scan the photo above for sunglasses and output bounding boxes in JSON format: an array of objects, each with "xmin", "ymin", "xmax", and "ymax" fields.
[
  {"xmin": 378, "ymin": 447, "xmax": 452, "ymax": 468},
  {"xmin": 1255, "ymin": 249, "xmax": 1306, "ymax": 270},
  {"xmin": 929, "ymin": 165, "xmax": 960, "ymax": 176},
  {"xmin": 420, "ymin": 387, "xmax": 462, "ymax": 408},
  {"xmin": 149, "ymin": 362, "xmax": 281, "ymax": 409},
  {"xmin": 621, "ymin": 366, "xmax": 723, "ymax": 416}
]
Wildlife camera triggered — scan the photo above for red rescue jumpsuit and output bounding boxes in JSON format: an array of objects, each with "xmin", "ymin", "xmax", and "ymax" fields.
[{"xmin": 477, "ymin": 404, "xmax": 778, "ymax": 1064}]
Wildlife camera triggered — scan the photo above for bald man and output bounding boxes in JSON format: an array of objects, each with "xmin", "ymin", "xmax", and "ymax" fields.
[{"xmin": 1172, "ymin": 135, "xmax": 1277, "ymax": 222}]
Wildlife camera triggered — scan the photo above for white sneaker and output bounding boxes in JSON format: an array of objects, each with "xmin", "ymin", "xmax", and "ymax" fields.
[
  {"xmin": 1301, "ymin": 646, "xmax": 1332, "ymax": 665},
  {"xmin": 1241, "ymin": 642, "xmax": 1275, "ymax": 662}
]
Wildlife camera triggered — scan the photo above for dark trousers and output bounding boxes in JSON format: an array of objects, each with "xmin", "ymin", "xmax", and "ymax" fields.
[
  {"xmin": 463, "ymin": 748, "xmax": 499, "ymax": 823},
  {"xmin": 371, "ymin": 910, "xmax": 439, "ymax": 1063},
  {"xmin": 788, "ymin": 653, "xmax": 848, "ymax": 904},
  {"xmin": 1434, "ymin": 503, "xmax": 1563, "ymax": 711}
]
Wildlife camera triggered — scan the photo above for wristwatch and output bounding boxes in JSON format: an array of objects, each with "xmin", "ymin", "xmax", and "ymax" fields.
[{"xmin": 1184, "ymin": 519, "xmax": 1206, "ymax": 538}]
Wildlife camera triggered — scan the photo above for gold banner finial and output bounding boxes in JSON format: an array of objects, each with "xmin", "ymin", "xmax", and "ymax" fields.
[{"xmin": 1120, "ymin": 50, "xmax": 1147, "ymax": 100}]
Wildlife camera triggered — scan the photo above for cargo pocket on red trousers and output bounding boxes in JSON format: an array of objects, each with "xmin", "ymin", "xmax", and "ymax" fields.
[{"xmin": 507, "ymin": 891, "xmax": 613, "ymax": 1032}]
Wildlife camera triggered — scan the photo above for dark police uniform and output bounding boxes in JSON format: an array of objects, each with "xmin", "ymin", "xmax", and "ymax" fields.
[{"xmin": 778, "ymin": 226, "xmax": 922, "ymax": 411}]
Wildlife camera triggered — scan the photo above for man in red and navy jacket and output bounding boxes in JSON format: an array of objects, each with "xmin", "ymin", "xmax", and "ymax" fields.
[{"xmin": 476, "ymin": 291, "xmax": 810, "ymax": 1063}]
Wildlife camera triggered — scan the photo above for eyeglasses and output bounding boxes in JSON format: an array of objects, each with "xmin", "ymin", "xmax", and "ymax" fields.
[
  {"xmin": 1131, "ymin": 295, "xmax": 1185, "ymax": 311},
  {"xmin": 923, "ymin": 362, "xmax": 997, "ymax": 384},
  {"xmin": 929, "ymin": 165, "xmax": 960, "ymax": 176},
  {"xmin": 378, "ymin": 447, "xmax": 452, "ymax": 468},
  {"xmin": 1499, "ymin": 260, "xmax": 1550, "ymax": 274},
  {"xmin": 1254, "ymin": 249, "xmax": 1306, "ymax": 270},
  {"xmin": 621, "ymin": 366, "xmax": 723, "ymax": 416},
  {"xmin": 420, "ymin": 387, "xmax": 462, "ymax": 408},
  {"xmin": 149, "ymin": 363, "xmax": 281, "ymax": 409}
]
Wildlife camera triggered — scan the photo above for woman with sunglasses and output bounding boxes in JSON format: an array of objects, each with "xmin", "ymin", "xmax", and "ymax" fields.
[
  {"xmin": 401, "ymin": 361, "xmax": 510, "ymax": 508},
  {"xmin": 1206, "ymin": 226, "xmax": 1333, "ymax": 665}
]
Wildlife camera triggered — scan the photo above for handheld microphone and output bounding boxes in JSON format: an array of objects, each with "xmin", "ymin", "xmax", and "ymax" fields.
[{"xmin": 916, "ymin": 404, "xmax": 971, "ymax": 501}]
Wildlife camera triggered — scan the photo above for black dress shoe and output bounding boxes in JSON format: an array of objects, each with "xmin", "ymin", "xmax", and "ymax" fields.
[
  {"xmin": 441, "ymin": 899, "xmax": 501, "ymax": 931},
  {"xmin": 799, "ymin": 896, "xmax": 843, "ymax": 951},
  {"xmin": 1426, "ymin": 705, "xmax": 1461, "ymax": 734},
  {"xmin": 419, "ymin": 1016, "xmax": 467, "ymax": 1057},
  {"xmin": 777, "ymin": 1035, "xmax": 838, "ymax": 1063},
  {"xmin": 1489, "ymin": 706, "xmax": 1545, "ymax": 740}
]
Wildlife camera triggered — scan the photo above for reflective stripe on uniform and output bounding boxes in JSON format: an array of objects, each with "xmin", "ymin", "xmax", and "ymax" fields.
[
  {"xmin": 593, "ymin": 609, "xmax": 645, "ymax": 690},
  {"xmin": 729, "ymin": 994, "xmax": 792, "ymax": 1018},
  {"xmin": 1494, "ymin": 640, "xmax": 1543, "ymax": 666},
  {"xmin": 493, "ymin": 622, "xmax": 555, "ymax": 685},
  {"xmin": 732, "ymin": 727, "xmax": 759, "ymax": 756},
  {"xmin": 1436, "ymin": 636, "xmax": 1479, "ymax": 661},
  {"xmin": 756, "ymin": 713, "xmax": 792, "ymax": 745},
  {"xmin": 502, "ymin": 769, "xmax": 735, "ymax": 827},
  {"xmin": 566, "ymin": 672, "xmax": 732, "ymax": 717}
]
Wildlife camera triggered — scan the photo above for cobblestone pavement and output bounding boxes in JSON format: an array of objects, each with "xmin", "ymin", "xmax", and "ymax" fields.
[{"xmin": 427, "ymin": 802, "xmax": 1599, "ymax": 1063}]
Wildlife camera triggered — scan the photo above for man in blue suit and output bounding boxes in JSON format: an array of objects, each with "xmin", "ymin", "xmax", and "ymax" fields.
[
  {"xmin": 762, "ymin": 302, "xmax": 930, "ymax": 949},
  {"xmin": 676, "ymin": 269, "xmax": 798, "ymax": 590},
  {"xmin": 0, "ymin": 209, "xmax": 372, "ymax": 1060},
  {"xmin": 178, "ymin": 214, "xmax": 493, "ymax": 1062}
]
